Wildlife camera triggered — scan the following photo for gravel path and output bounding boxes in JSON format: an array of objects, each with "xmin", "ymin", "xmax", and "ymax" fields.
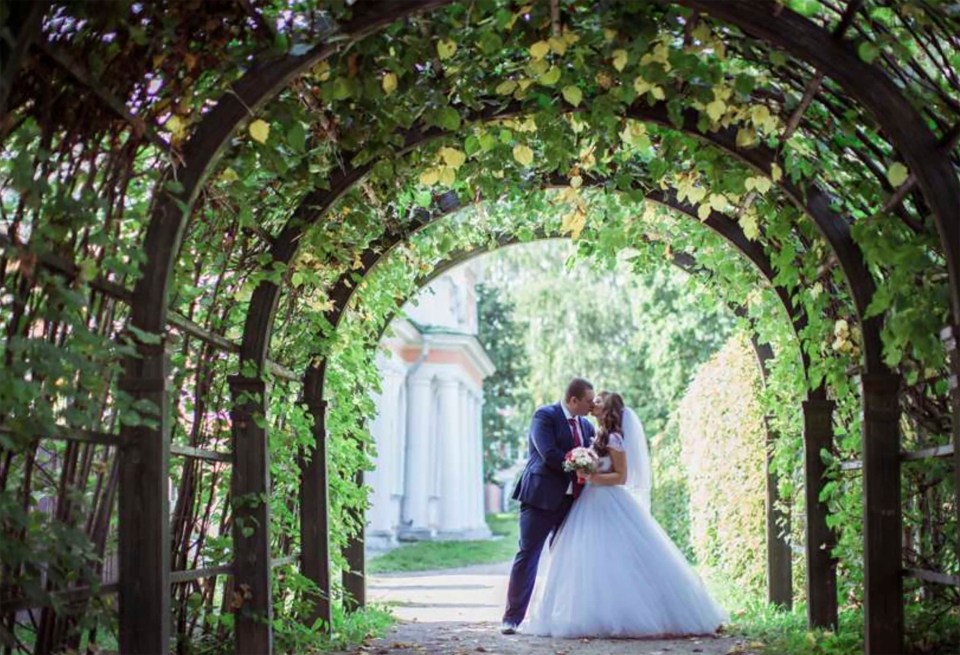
[{"xmin": 332, "ymin": 561, "xmax": 757, "ymax": 655}]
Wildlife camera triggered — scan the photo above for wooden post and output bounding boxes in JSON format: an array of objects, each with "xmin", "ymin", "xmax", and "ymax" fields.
[
  {"xmin": 229, "ymin": 375, "xmax": 273, "ymax": 655},
  {"xmin": 342, "ymin": 467, "xmax": 366, "ymax": 612},
  {"xmin": 118, "ymin": 337, "xmax": 171, "ymax": 655},
  {"xmin": 764, "ymin": 415, "xmax": 793, "ymax": 609},
  {"xmin": 748, "ymin": 337, "xmax": 793, "ymax": 609},
  {"xmin": 802, "ymin": 396, "xmax": 838, "ymax": 630},
  {"xmin": 300, "ymin": 368, "xmax": 332, "ymax": 631},
  {"xmin": 861, "ymin": 372, "xmax": 903, "ymax": 655},
  {"xmin": 941, "ymin": 325, "xmax": 960, "ymax": 571}
]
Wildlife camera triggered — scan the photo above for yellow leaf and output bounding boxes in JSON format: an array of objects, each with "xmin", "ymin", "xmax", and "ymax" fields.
[
  {"xmin": 496, "ymin": 80, "xmax": 518, "ymax": 95},
  {"xmin": 771, "ymin": 163, "xmax": 783, "ymax": 182},
  {"xmin": 439, "ymin": 147, "xmax": 466, "ymax": 169},
  {"xmin": 548, "ymin": 37, "xmax": 567, "ymax": 55},
  {"xmin": 248, "ymin": 119, "xmax": 270, "ymax": 144},
  {"xmin": 382, "ymin": 72, "xmax": 398, "ymax": 95},
  {"xmin": 569, "ymin": 211, "xmax": 587, "ymax": 239},
  {"xmin": 513, "ymin": 144, "xmax": 534, "ymax": 167},
  {"xmin": 529, "ymin": 40, "xmax": 551, "ymax": 60},
  {"xmin": 570, "ymin": 174, "xmax": 583, "ymax": 189},
  {"xmin": 688, "ymin": 185, "xmax": 707, "ymax": 205},
  {"xmin": 311, "ymin": 61, "xmax": 331, "ymax": 81},
  {"xmin": 745, "ymin": 175, "xmax": 772, "ymax": 194},
  {"xmin": 612, "ymin": 49, "xmax": 628, "ymax": 72},
  {"xmin": 562, "ymin": 30, "xmax": 580, "ymax": 46},
  {"xmin": 698, "ymin": 203, "xmax": 712, "ymax": 220},
  {"xmin": 439, "ymin": 166, "xmax": 456, "ymax": 186},
  {"xmin": 220, "ymin": 167, "xmax": 239, "ymax": 183},
  {"xmin": 419, "ymin": 168, "xmax": 440, "ymax": 186},
  {"xmin": 651, "ymin": 85, "xmax": 665, "ymax": 100},
  {"xmin": 691, "ymin": 23, "xmax": 711, "ymax": 42},
  {"xmin": 706, "ymin": 99, "xmax": 726, "ymax": 122},
  {"xmin": 437, "ymin": 39, "xmax": 457, "ymax": 60},
  {"xmin": 634, "ymin": 76, "xmax": 651, "ymax": 95},
  {"xmin": 740, "ymin": 209, "xmax": 760, "ymax": 241},
  {"xmin": 736, "ymin": 127, "xmax": 757, "ymax": 148},
  {"xmin": 887, "ymin": 162, "xmax": 909, "ymax": 187},
  {"xmin": 165, "ymin": 115, "xmax": 187, "ymax": 141},
  {"xmin": 562, "ymin": 85, "xmax": 582, "ymax": 107},
  {"xmin": 603, "ymin": 28, "xmax": 617, "ymax": 42},
  {"xmin": 539, "ymin": 65, "xmax": 561, "ymax": 86}
]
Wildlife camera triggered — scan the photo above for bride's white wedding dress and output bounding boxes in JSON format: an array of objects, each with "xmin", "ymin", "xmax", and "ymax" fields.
[{"xmin": 524, "ymin": 424, "xmax": 726, "ymax": 638}]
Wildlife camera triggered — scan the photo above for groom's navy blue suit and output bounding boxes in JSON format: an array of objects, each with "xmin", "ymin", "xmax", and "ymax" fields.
[{"xmin": 503, "ymin": 402, "xmax": 595, "ymax": 625}]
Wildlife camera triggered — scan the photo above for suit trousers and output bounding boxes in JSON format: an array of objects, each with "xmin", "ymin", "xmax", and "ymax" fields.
[{"xmin": 503, "ymin": 496, "xmax": 574, "ymax": 624}]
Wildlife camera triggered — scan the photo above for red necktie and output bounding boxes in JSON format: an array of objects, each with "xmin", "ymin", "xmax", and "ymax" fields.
[
  {"xmin": 569, "ymin": 418, "xmax": 584, "ymax": 498},
  {"xmin": 568, "ymin": 418, "xmax": 582, "ymax": 447}
]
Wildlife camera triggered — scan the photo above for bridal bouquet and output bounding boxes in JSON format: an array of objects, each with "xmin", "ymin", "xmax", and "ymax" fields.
[{"xmin": 563, "ymin": 447, "xmax": 599, "ymax": 474}]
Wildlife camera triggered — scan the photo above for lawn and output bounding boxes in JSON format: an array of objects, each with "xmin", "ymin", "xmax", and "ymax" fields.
[{"xmin": 367, "ymin": 513, "xmax": 518, "ymax": 574}]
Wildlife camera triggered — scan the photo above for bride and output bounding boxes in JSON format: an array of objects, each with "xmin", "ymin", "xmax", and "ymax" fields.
[{"xmin": 524, "ymin": 391, "xmax": 727, "ymax": 638}]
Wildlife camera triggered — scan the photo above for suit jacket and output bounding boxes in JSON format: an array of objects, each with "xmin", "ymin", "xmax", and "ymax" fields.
[{"xmin": 512, "ymin": 402, "xmax": 596, "ymax": 511}]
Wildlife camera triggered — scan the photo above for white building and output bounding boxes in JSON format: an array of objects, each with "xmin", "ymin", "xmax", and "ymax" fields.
[{"xmin": 366, "ymin": 263, "xmax": 495, "ymax": 548}]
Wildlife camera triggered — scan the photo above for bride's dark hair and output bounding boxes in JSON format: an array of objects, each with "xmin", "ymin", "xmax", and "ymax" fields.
[{"xmin": 593, "ymin": 391, "xmax": 625, "ymax": 456}]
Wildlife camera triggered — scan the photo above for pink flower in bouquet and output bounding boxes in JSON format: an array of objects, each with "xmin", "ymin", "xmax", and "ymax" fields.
[{"xmin": 563, "ymin": 446, "xmax": 599, "ymax": 474}]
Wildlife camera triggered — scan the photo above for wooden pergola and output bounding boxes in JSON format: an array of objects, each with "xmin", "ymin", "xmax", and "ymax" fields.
[{"xmin": 1, "ymin": 2, "xmax": 958, "ymax": 655}]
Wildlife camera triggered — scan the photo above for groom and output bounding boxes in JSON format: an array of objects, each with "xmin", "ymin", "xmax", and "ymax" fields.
[{"xmin": 500, "ymin": 377, "xmax": 596, "ymax": 634}]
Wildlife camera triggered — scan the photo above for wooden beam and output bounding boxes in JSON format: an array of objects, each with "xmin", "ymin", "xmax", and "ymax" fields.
[
  {"xmin": 941, "ymin": 324, "xmax": 960, "ymax": 599},
  {"xmin": 170, "ymin": 443, "xmax": 232, "ymax": 463},
  {"xmin": 901, "ymin": 443, "xmax": 954, "ymax": 461},
  {"xmin": 228, "ymin": 375, "xmax": 274, "ymax": 655},
  {"xmin": 779, "ymin": 0, "xmax": 862, "ymax": 142},
  {"xmin": 802, "ymin": 397, "xmax": 838, "ymax": 630},
  {"xmin": 36, "ymin": 40, "xmax": 175, "ymax": 156},
  {"xmin": 861, "ymin": 372, "xmax": 903, "ymax": 655},
  {"xmin": 170, "ymin": 565, "xmax": 233, "ymax": 584},
  {"xmin": 0, "ymin": 0, "xmax": 50, "ymax": 117},
  {"xmin": 750, "ymin": 337, "xmax": 793, "ymax": 609},
  {"xmin": 903, "ymin": 568, "xmax": 960, "ymax": 587},
  {"xmin": 300, "ymin": 369, "xmax": 332, "ymax": 632},
  {"xmin": 117, "ymin": 337, "xmax": 171, "ymax": 655}
]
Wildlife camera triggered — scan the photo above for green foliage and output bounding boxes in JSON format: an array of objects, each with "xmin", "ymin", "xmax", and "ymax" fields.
[
  {"xmin": 1, "ymin": 0, "xmax": 956, "ymax": 652},
  {"xmin": 680, "ymin": 334, "xmax": 769, "ymax": 594},
  {"xmin": 476, "ymin": 284, "xmax": 534, "ymax": 480}
]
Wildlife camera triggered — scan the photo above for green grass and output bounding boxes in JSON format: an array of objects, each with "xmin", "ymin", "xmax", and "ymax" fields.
[{"xmin": 367, "ymin": 513, "xmax": 518, "ymax": 574}]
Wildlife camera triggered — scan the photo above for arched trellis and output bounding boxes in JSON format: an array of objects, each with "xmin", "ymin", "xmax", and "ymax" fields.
[
  {"xmin": 356, "ymin": 233, "xmax": 798, "ymax": 609},
  {"xmin": 219, "ymin": 96, "xmax": 885, "ymax": 647},
  {"xmin": 301, "ymin": 182, "xmax": 838, "ymax": 635},
  {"xmin": 4, "ymin": 3, "xmax": 958, "ymax": 655}
]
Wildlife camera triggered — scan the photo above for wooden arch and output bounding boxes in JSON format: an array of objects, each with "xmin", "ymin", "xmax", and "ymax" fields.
[
  {"xmin": 294, "ymin": 181, "xmax": 838, "ymax": 640},
  {"xmin": 3, "ymin": 3, "xmax": 958, "ymax": 655}
]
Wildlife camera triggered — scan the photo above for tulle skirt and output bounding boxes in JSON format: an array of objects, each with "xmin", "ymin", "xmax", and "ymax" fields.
[{"xmin": 524, "ymin": 483, "xmax": 727, "ymax": 638}]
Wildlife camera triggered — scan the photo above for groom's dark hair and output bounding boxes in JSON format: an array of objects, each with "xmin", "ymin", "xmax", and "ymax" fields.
[{"xmin": 565, "ymin": 377, "xmax": 594, "ymax": 401}]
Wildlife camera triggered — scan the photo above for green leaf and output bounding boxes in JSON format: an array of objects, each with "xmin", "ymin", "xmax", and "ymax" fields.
[
  {"xmin": 435, "ymin": 107, "xmax": 462, "ymax": 131},
  {"xmin": 857, "ymin": 41, "xmax": 879, "ymax": 63},
  {"xmin": 561, "ymin": 85, "xmax": 583, "ymax": 107},
  {"xmin": 286, "ymin": 122, "xmax": 306, "ymax": 152}
]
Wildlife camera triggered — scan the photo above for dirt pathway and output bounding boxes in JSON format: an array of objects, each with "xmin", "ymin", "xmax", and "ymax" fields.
[{"xmin": 333, "ymin": 562, "xmax": 758, "ymax": 655}]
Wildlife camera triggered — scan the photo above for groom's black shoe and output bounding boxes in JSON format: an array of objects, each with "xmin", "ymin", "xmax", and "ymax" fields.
[{"xmin": 499, "ymin": 621, "xmax": 519, "ymax": 635}]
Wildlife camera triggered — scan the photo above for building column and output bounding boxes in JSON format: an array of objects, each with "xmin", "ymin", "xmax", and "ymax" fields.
[
  {"xmin": 366, "ymin": 367, "xmax": 402, "ymax": 547},
  {"xmin": 400, "ymin": 373, "xmax": 434, "ymax": 540},
  {"xmin": 472, "ymin": 392, "xmax": 488, "ymax": 530},
  {"xmin": 437, "ymin": 375, "xmax": 463, "ymax": 536}
]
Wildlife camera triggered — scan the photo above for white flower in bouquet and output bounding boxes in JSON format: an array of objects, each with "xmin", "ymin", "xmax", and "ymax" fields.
[{"xmin": 563, "ymin": 446, "xmax": 599, "ymax": 473}]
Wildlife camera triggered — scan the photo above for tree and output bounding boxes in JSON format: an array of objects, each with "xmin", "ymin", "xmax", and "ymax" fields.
[{"xmin": 476, "ymin": 282, "xmax": 534, "ymax": 482}]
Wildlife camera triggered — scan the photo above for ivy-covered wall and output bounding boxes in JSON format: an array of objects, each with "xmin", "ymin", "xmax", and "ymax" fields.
[{"xmin": 680, "ymin": 333, "xmax": 769, "ymax": 596}]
